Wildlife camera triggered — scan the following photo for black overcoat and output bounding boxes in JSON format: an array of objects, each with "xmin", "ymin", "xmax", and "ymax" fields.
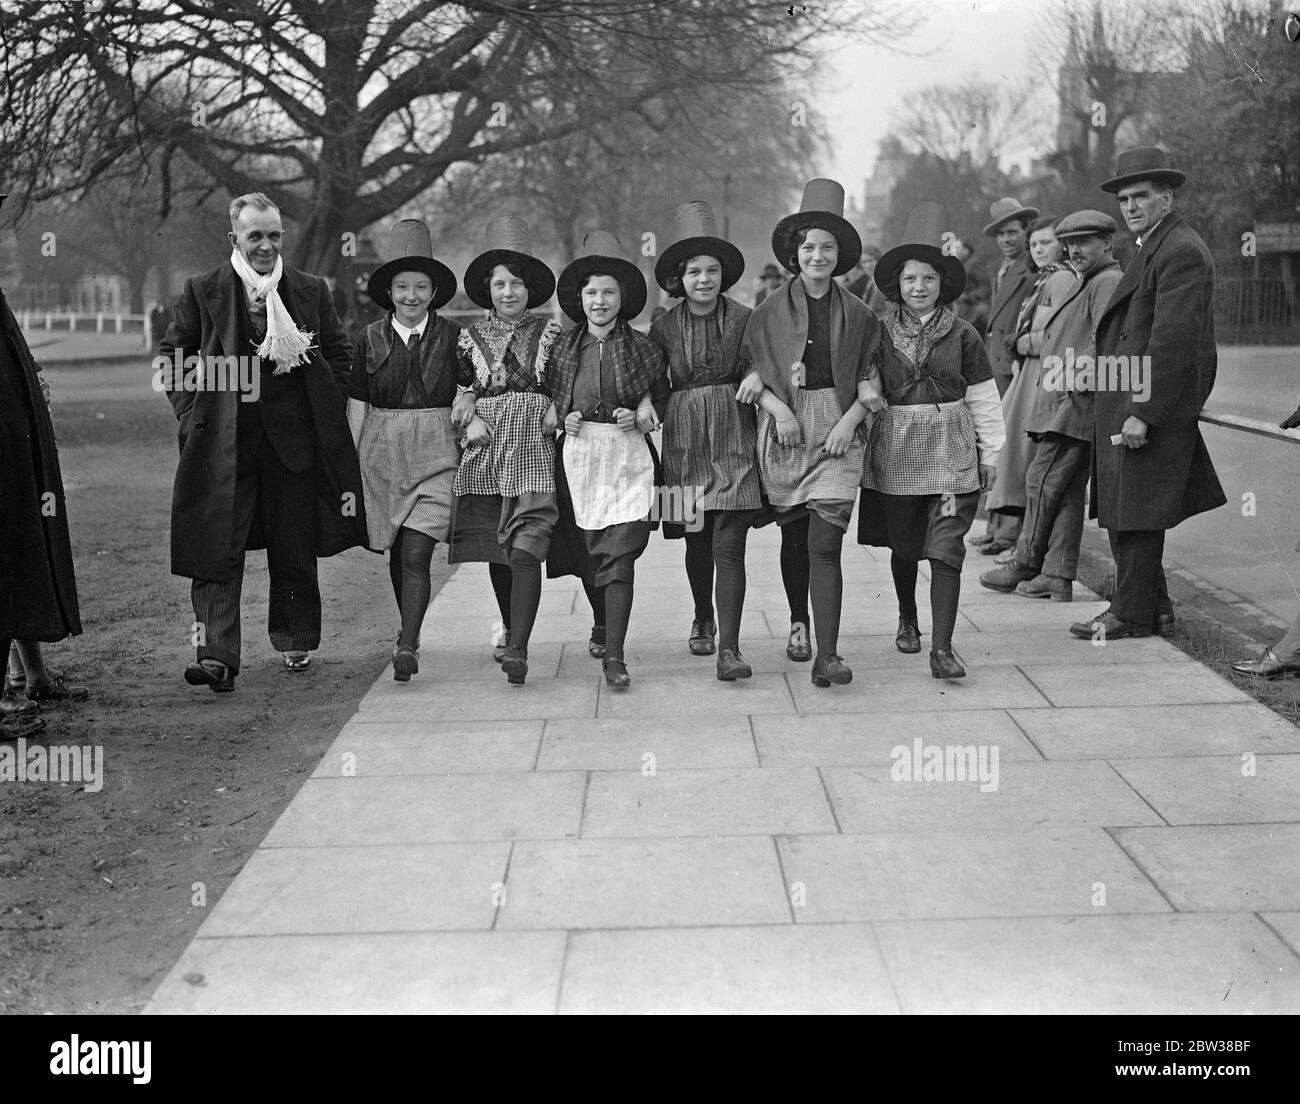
[
  {"xmin": 160, "ymin": 262, "xmax": 367, "ymax": 582},
  {"xmin": 0, "ymin": 287, "xmax": 82, "ymax": 641},
  {"xmin": 1090, "ymin": 213, "xmax": 1226, "ymax": 531}
]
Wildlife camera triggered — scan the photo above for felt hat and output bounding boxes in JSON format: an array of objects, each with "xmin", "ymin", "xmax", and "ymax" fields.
[
  {"xmin": 367, "ymin": 219, "xmax": 457, "ymax": 312},
  {"xmin": 771, "ymin": 178, "xmax": 862, "ymax": 277},
  {"xmin": 1053, "ymin": 209, "xmax": 1119, "ymax": 240},
  {"xmin": 462, "ymin": 215, "xmax": 556, "ymax": 310},
  {"xmin": 1100, "ymin": 146, "xmax": 1186, "ymax": 194},
  {"xmin": 556, "ymin": 231, "xmax": 647, "ymax": 324},
  {"xmin": 759, "ymin": 263, "xmax": 783, "ymax": 279},
  {"xmin": 982, "ymin": 197, "xmax": 1040, "ymax": 237},
  {"xmin": 874, "ymin": 202, "xmax": 967, "ymax": 305},
  {"xmin": 654, "ymin": 200, "xmax": 744, "ymax": 294}
]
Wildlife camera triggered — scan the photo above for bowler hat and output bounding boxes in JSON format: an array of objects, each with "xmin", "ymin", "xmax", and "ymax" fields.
[
  {"xmin": 462, "ymin": 215, "xmax": 555, "ymax": 311},
  {"xmin": 1054, "ymin": 209, "xmax": 1118, "ymax": 240},
  {"xmin": 875, "ymin": 202, "xmax": 967, "ymax": 305},
  {"xmin": 771, "ymin": 178, "xmax": 862, "ymax": 277},
  {"xmin": 983, "ymin": 197, "xmax": 1040, "ymax": 238},
  {"xmin": 368, "ymin": 219, "xmax": 457, "ymax": 312},
  {"xmin": 1100, "ymin": 146, "xmax": 1186, "ymax": 194},
  {"xmin": 556, "ymin": 231, "xmax": 648, "ymax": 324},
  {"xmin": 654, "ymin": 200, "xmax": 744, "ymax": 294}
]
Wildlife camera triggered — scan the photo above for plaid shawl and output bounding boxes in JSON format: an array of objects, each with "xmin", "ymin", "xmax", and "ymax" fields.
[
  {"xmin": 740, "ymin": 276, "xmax": 880, "ymax": 415},
  {"xmin": 547, "ymin": 318, "xmax": 666, "ymax": 421}
]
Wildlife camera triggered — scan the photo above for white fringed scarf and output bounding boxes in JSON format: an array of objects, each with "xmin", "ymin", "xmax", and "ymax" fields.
[{"xmin": 230, "ymin": 249, "xmax": 314, "ymax": 374}]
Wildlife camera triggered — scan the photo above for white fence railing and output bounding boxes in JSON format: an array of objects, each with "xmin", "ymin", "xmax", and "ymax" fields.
[{"xmin": 17, "ymin": 308, "xmax": 153, "ymax": 349}]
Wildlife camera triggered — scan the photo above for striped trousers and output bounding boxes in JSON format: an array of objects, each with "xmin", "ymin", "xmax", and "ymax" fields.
[{"xmin": 192, "ymin": 437, "xmax": 320, "ymax": 673}]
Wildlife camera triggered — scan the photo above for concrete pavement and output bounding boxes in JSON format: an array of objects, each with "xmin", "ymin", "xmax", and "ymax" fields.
[{"xmin": 145, "ymin": 522, "xmax": 1300, "ymax": 1014}]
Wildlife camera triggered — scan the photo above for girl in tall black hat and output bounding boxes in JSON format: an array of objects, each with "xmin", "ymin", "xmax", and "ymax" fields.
[
  {"xmin": 858, "ymin": 203, "xmax": 1006, "ymax": 680},
  {"xmin": 546, "ymin": 231, "xmax": 665, "ymax": 690},
  {"xmin": 649, "ymin": 200, "xmax": 761, "ymax": 681},
  {"xmin": 346, "ymin": 218, "xmax": 464, "ymax": 682},
  {"xmin": 737, "ymin": 178, "xmax": 887, "ymax": 688},
  {"xmin": 447, "ymin": 216, "xmax": 562, "ymax": 686}
]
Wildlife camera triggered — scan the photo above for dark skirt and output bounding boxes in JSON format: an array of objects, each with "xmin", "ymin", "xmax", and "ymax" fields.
[
  {"xmin": 547, "ymin": 433, "xmax": 657, "ymax": 586},
  {"xmin": 857, "ymin": 488, "xmax": 979, "ymax": 571}
]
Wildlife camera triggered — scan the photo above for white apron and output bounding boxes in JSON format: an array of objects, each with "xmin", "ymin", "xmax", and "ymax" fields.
[{"xmin": 563, "ymin": 422, "xmax": 654, "ymax": 530}]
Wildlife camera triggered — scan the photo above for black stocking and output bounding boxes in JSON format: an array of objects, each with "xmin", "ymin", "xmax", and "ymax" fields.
[
  {"xmin": 683, "ymin": 513, "xmax": 716, "ymax": 624},
  {"xmin": 712, "ymin": 512, "xmax": 748, "ymax": 652},
  {"xmin": 929, "ymin": 559, "xmax": 961, "ymax": 651},
  {"xmin": 604, "ymin": 580, "xmax": 633, "ymax": 662},
  {"xmin": 507, "ymin": 549, "xmax": 542, "ymax": 651},
  {"xmin": 396, "ymin": 527, "xmax": 437, "ymax": 649},
  {"xmin": 891, "ymin": 553, "xmax": 919, "ymax": 624},
  {"xmin": 489, "ymin": 561, "xmax": 513, "ymax": 632},
  {"xmin": 780, "ymin": 514, "xmax": 810, "ymax": 626},
  {"xmin": 583, "ymin": 577, "xmax": 606, "ymax": 629},
  {"xmin": 807, "ymin": 513, "xmax": 845, "ymax": 657}
]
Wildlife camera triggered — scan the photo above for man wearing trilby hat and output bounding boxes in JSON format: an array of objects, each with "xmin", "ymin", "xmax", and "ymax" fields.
[
  {"xmin": 649, "ymin": 199, "xmax": 760, "ymax": 680},
  {"xmin": 447, "ymin": 215, "xmax": 562, "ymax": 687},
  {"xmin": 739, "ymin": 177, "xmax": 886, "ymax": 689},
  {"xmin": 545, "ymin": 230, "xmax": 664, "ymax": 690},
  {"xmin": 163, "ymin": 192, "xmax": 364, "ymax": 693},
  {"xmin": 974, "ymin": 196, "xmax": 1040, "ymax": 559},
  {"xmin": 1070, "ymin": 146, "xmax": 1225, "ymax": 642},
  {"xmin": 346, "ymin": 217, "xmax": 464, "ymax": 683}
]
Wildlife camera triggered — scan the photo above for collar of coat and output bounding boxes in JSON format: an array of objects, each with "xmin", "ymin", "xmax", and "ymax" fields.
[
  {"xmin": 198, "ymin": 260, "xmax": 321, "ymax": 360},
  {"xmin": 988, "ymin": 253, "xmax": 1031, "ymax": 322},
  {"xmin": 1102, "ymin": 211, "xmax": 1186, "ymax": 320},
  {"xmin": 655, "ymin": 295, "xmax": 751, "ymax": 387},
  {"xmin": 1038, "ymin": 258, "xmax": 1123, "ymax": 331},
  {"xmin": 546, "ymin": 318, "xmax": 666, "ymax": 420},
  {"xmin": 741, "ymin": 275, "xmax": 880, "ymax": 415}
]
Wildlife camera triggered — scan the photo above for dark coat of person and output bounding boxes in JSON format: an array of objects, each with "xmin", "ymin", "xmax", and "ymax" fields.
[
  {"xmin": 1090, "ymin": 212, "xmax": 1226, "ymax": 531},
  {"xmin": 160, "ymin": 261, "xmax": 367, "ymax": 582},
  {"xmin": 985, "ymin": 252, "xmax": 1034, "ymax": 394},
  {"xmin": 0, "ymin": 285, "xmax": 82, "ymax": 641}
]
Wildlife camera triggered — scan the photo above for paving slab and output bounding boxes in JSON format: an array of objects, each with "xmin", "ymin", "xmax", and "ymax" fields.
[
  {"xmin": 496, "ymin": 837, "xmax": 790, "ymax": 930},
  {"xmin": 581, "ymin": 767, "xmax": 837, "ymax": 838},
  {"xmin": 560, "ymin": 925, "xmax": 901, "ymax": 1013},
  {"xmin": 313, "ymin": 720, "xmax": 544, "ymax": 776},
  {"xmin": 959, "ymin": 600, "xmax": 1107, "ymax": 632},
  {"xmin": 786, "ymin": 665, "xmax": 1051, "ymax": 714},
  {"xmin": 263, "ymin": 773, "xmax": 586, "ymax": 846},
  {"xmin": 1111, "ymin": 755, "xmax": 1300, "ymax": 825},
  {"xmin": 822, "ymin": 759, "xmax": 1164, "ymax": 833},
  {"xmin": 777, "ymin": 829, "xmax": 1170, "ymax": 921},
  {"xmin": 753, "ymin": 710, "xmax": 1041, "ymax": 766},
  {"xmin": 1021, "ymin": 661, "xmax": 1255, "ymax": 708},
  {"xmin": 595, "ymin": 671, "xmax": 796, "ymax": 718},
  {"xmin": 200, "ymin": 843, "xmax": 510, "ymax": 936},
  {"xmin": 1011, "ymin": 702, "xmax": 1300, "ymax": 759},
  {"xmin": 147, "ymin": 932, "xmax": 566, "ymax": 1014},
  {"xmin": 1113, "ymin": 823, "xmax": 1300, "ymax": 911},
  {"xmin": 954, "ymin": 630, "xmax": 1192, "ymax": 667},
  {"xmin": 537, "ymin": 716, "xmax": 758, "ymax": 771},
  {"xmin": 873, "ymin": 913, "xmax": 1300, "ymax": 1013},
  {"xmin": 353, "ymin": 669, "xmax": 598, "ymax": 721},
  {"xmin": 1262, "ymin": 912, "xmax": 1300, "ymax": 958}
]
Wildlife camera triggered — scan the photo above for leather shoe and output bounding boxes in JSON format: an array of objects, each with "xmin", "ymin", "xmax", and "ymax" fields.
[
  {"xmin": 929, "ymin": 648, "xmax": 966, "ymax": 679},
  {"xmin": 967, "ymin": 531, "xmax": 994, "ymax": 546},
  {"xmin": 1230, "ymin": 648, "xmax": 1300, "ymax": 679},
  {"xmin": 1068, "ymin": 611, "xmax": 1151, "ymax": 640},
  {"xmin": 716, "ymin": 648, "xmax": 752, "ymax": 681},
  {"xmin": 689, "ymin": 619, "xmax": 717, "ymax": 656},
  {"xmin": 979, "ymin": 541, "xmax": 1014, "ymax": 556},
  {"xmin": 895, "ymin": 619, "xmax": 921, "ymax": 654},
  {"xmin": 1152, "ymin": 611, "xmax": 1176, "ymax": 636},
  {"xmin": 502, "ymin": 644, "xmax": 529, "ymax": 685},
  {"xmin": 283, "ymin": 651, "xmax": 312, "ymax": 671},
  {"xmin": 392, "ymin": 645, "xmax": 419, "ymax": 682},
  {"xmin": 1016, "ymin": 574, "xmax": 1073, "ymax": 601},
  {"xmin": 811, "ymin": 653, "xmax": 852, "ymax": 687},
  {"xmin": 0, "ymin": 696, "xmax": 37, "ymax": 717},
  {"xmin": 588, "ymin": 625, "xmax": 606, "ymax": 659},
  {"xmin": 493, "ymin": 628, "xmax": 510, "ymax": 664},
  {"xmin": 184, "ymin": 660, "xmax": 235, "ymax": 693},
  {"xmin": 602, "ymin": 658, "xmax": 630, "ymax": 689},
  {"xmin": 980, "ymin": 563, "xmax": 1037, "ymax": 592},
  {"xmin": 786, "ymin": 622, "xmax": 812, "ymax": 662}
]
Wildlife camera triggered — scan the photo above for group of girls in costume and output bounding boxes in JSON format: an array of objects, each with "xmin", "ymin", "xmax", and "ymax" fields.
[{"xmin": 346, "ymin": 180, "xmax": 1004, "ymax": 690}]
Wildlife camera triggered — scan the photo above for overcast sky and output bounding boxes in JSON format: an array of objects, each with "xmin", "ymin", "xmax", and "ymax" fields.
[{"xmin": 820, "ymin": 0, "xmax": 1044, "ymax": 202}]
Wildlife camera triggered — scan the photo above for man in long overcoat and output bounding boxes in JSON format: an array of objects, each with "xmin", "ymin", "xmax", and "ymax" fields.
[
  {"xmin": 161, "ymin": 192, "xmax": 366, "ymax": 691},
  {"xmin": 1070, "ymin": 148, "xmax": 1226, "ymax": 640},
  {"xmin": 976, "ymin": 197, "xmax": 1039, "ymax": 553}
]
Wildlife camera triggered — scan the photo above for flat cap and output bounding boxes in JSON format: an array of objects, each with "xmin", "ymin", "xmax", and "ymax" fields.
[{"xmin": 1054, "ymin": 209, "xmax": 1118, "ymax": 239}]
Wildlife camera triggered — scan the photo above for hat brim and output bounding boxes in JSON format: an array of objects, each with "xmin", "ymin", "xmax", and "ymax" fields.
[
  {"xmin": 463, "ymin": 249, "xmax": 556, "ymax": 310},
  {"xmin": 368, "ymin": 257, "xmax": 458, "ymax": 312},
  {"xmin": 982, "ymin": 206, "xmax": 1040, "ymax": 237},
  {"xmin": 654, "ymin": 237, "xmax": 745, "ymax": 294},
  {"xmin": 874, "ymin": 244, "xmax": 967, "ymax": 305},
  {"xmin": 1099, "ymin": 169, "xmax": 1186, "ymax": 195},
  {"xmin": 556, "ymin": 256, "xmax": 648, "ymax": 324},
  {"xmin": 771, "ymin": 212, "xmax": 862, "ymax": 277}
]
